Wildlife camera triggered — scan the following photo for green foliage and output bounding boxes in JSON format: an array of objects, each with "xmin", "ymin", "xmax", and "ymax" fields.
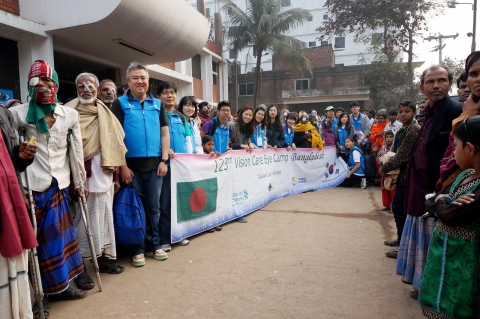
[
  {"xmin": 442, "ymin": 57, "xmax": 466, "ymax": 84},
  {"xmin": 222, "ymin": 0, "xmax": 312, "ymax": 106}
]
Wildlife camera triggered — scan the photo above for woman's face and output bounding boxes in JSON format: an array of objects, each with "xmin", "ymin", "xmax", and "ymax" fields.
[
  {"xmin": 269, "ymin": 106, "xmax": 277, "ymax": 119},
  {"xmin": 340, "ymin": 114, "xmax": 348, "ymax": 124},
  {"xmin": 286, "ymin": 118, "xmax": 296, "ymax": 127},
  {"xmin": 255, "ymin": 110, "xmax": 265, "ymax": 123},
  {"xmin": 242, "ymin": 109, "xmax": 253, "ymax": 124},
  {"xmin": 467, "ymin": 59, "xmax": 480, "ymax": 97},
  {"xmin": 182, "ymin": 100, "xmax": 196, "ymax": 118}
]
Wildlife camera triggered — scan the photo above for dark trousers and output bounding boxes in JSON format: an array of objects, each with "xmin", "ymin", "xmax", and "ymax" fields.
[
  {"xmin": 391, "ymin": 185, "xmax": 407, "ymax": 242},
  {"xmin": 339, "ymin": 174, "xmax": 363, "ymax": 187},
  {"xmin": 159, "ymin": 168, "xmax": 172, "ymax": 245},
  {"xmin": 339, "ymin": 152, "xmax": 349, "ymax": 164}
]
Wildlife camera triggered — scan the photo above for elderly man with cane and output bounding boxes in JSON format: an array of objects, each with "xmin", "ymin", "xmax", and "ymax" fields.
[{"xmin": 10, "ymin": 60, "xmax": 89, "ymax": 318}]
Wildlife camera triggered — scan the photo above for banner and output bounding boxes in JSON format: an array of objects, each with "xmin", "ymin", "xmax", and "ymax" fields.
[{"xmin": 170, "ymin": 146, "xmax": 348, "ymax": 243}]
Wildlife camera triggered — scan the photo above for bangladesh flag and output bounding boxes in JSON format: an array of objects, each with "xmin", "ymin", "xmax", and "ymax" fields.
[{"xmin": 177, "ymin": 177, "xmax": 218, "ymax": 223}]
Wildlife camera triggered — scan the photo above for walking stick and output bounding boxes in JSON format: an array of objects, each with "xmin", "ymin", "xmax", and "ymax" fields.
[
  {"xmin": 18, "ymin": 128, "xmax": 45, "ymax": 319},
  {"xmin": 67, "ymin": 129, "xmax": 103, "ymax": 292}
]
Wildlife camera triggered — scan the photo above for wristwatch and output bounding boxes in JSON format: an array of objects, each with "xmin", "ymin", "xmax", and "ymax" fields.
[{"xmin": 160, "ymin": 158, "xmax": 168, "ymax": 164}]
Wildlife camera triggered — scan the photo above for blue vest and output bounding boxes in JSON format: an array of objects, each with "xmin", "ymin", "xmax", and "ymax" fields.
[
  {"xmin": 119, "ymin": 93, "xmax": 161, "ymax": 158},
  {"xmin": 352, "ymin": 114, "xmax": 363, "ymax": 131},
  {"xmin": 349, "ymin": 146, "xmax": 365, "ymax": 175},
  {"xmin": 167, "ymin": 111, "xmax": 188, "ymax": 154},
  {"xmin": 210, "ymin": 117, "xmax": 230, "ymax": 154},
  {"xmin": 283, "ymin": 124, "xmax": 294, "ymax": 147},
  {"xmin": 253, "ymin": 124, "xmax": 265, "ymax": 148}
]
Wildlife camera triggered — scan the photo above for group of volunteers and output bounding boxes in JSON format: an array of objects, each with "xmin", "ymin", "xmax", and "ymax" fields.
[{"xmin": 2, "ymin": 51, "xmax": 480, "ymax": 319}]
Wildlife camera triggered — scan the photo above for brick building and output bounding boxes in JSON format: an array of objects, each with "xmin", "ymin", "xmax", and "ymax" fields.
[{"xmin": 229, "ymin": 45, "xmax": 370, "ymax": 113}]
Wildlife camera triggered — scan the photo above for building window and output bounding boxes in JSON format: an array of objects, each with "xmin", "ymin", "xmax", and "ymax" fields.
[
  {"xmin": 239, "ymin": 83, "xmax": 254, "ymax": 96},
  {"xmin": 321, "ymin": 40, "xmax": 329, "ymax": 46},
  {"xmin": 212, "ymin": 61, "xmax": 218, "ymax": 85},
  {"xmin": 335, "ymin": 63, "xmax": 344, "ymax": 67},
  {"xmin": 308, "ymin": 41, "xmax": 317, "ymax": 48},
  {"xmin": 334, "ymin": 36, "xmax": 345, "ymax": 49},
  {"xmin": 323, "ymin": 14, "xmax": 328, "ymax": 20},
  {"xmin": 206, "ymin": 8, "xmax": 210, "ymax": 18},
  {"xmin": 294, "ymin": 79, "xmax": 309, "ymax": 90},
  {"xmin": 192, "ymin": 54, "xmax": 201, "ymax": 79},
  {"xmin": 307, "ymin": 15, "xmax": 313, "ymax": 21},
  {"xmin": 372, "ymin": 33, "xmax": 383, "ymax": 45},
  {"xmin": 229, "ymin": 49, "xmax": 235, "ymax": 59},
  {"xmin": 281, "ymin": 0, "xmax": 291, "ymax": 7}
]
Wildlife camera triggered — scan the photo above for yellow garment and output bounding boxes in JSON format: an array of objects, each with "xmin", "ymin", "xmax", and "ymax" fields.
[
  {"xmin": 66, "ymin": 98, "xmax": 126, "ymax": 173},
  {"xmin": 294, "ymin": 123, "xmax": 323, "ymax": 149}
]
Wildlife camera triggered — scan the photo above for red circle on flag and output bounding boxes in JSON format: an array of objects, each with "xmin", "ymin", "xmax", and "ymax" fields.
[{"xmin": 190, "ymin": 187, "xmax": 207, "ymax": 213}]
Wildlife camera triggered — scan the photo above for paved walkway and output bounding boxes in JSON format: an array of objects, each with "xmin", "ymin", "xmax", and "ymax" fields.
[{"xmin": 50, "ymin": 186, "xmax": 424, "ymax": 318}]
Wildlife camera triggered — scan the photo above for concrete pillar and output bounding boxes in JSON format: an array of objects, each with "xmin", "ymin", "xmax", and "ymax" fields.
[
  {"xmin": 17, "ymin": 32, "xmax": 54, "ymax": 102},
  {"xmin": 220, "ymin": 61, "xmax": 228, "ymax": 101},
  {"xmin": 197, "ymin": 0, "xmax": 206, "ymax": 16},
  {"xmin": 201, "ymin": 53, "xmax": 212, "ymax": 102}
]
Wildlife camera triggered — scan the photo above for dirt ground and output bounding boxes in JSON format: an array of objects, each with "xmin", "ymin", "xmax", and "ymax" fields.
[{"xmin": 49, "ymin": 186, "xmax": 424, "ymax": 319}]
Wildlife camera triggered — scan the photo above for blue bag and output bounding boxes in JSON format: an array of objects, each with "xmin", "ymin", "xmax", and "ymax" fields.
[{"xmin": 113, "ymin": 188, "xmax": 146, "ymax": 245}]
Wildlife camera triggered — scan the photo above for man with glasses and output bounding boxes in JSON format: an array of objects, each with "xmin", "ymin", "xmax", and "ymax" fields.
[{"xmin": 201, "ymin": 101, "xmax": 234, "ymax": 154}]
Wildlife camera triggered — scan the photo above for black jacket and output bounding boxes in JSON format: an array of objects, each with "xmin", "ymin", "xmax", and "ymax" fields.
[{"xmin": 266, "ymin": 122, "xmax": 286, "ymax": 148}]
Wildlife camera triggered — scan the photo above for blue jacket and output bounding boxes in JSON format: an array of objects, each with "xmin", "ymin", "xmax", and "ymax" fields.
[
  {"xmin": 119, "ymin": 92, "xmax": 161, "ymax": 158},
  {"xmin": 167, "ymin": 109, "xmax": 188, "ymax": 154}
]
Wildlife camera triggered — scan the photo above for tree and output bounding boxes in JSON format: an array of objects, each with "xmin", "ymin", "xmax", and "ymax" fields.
[
  {"xmin": 442, "ymin": 57, "xmax": 466, "ymax": 86},
  {"xmin": 222, "ymin": 0, "xmax": 313, "ymax": 107},
  {"xmin": 317, "ymin": 0, "xmax": 437, "ymax": 100}
]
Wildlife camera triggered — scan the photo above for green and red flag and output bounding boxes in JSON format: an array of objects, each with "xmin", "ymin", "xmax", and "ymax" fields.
[{"xmin": 176, "ymin": 177, "xmax": 218, "ymax": 223}]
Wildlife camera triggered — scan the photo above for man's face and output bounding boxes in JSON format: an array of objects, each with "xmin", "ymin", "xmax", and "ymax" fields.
[
  {"xmin": 128, "ymin": 69, "xmax": 149, "ymax": 98},
  {"xmin": 98, "ymin": 82, "xmax": 117, "ymax": 105},
  {"xmin": 76, "ymin": 75, "xmax": 98, "ymax": 104},
  {"xmin": 420, "ymin": 68, "xmax": 452, "ymax": 103},
  {"xmin": 159, "ymin": 88, "xmax": 177, "ymax": 108},
  {"xmin": 325, "ymin": 110, "xmax": 334, "ymax": 119},
  {"xmin": 335, "ymin": 110, "xmax": 342, "ymax": 119},
  {"xmin": 457, "ymin": 80, "xmax": 471, "ymax": 102},
  {"xmin": 218, "ymin": 106, "xmax": 231, "ymax": 122},
  {"xmin": 34, "ymin": 76, "xmax": 55, "ymax": 92},
  {"xmin": 351, "ymin": 105, "xmax": 360, "ymax": 115},
  {"xmin": 200, "ymin": 103, "xmax": 212, "ymax": 116},
  {"xmin": 388, "ymin": 114, "xmax": 397, "ymax": 123}
]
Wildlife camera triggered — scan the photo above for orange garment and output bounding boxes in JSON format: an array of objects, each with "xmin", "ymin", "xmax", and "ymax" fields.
[{"xmin": 370, "ymin": 121, "xmax": 388, "ymax": 146}]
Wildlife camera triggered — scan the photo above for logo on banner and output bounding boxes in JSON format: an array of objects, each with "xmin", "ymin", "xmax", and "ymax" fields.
[
  {"xmin": 292, "ymin": 177, "xmax": 298, "ymax": 185},
  {"xmin": 176, "ymin": 177, "xmax": 218, "ymax": 223},
  {"xmin": 232, "ymin": 189, "xmax": 249, "ymax": 206}
]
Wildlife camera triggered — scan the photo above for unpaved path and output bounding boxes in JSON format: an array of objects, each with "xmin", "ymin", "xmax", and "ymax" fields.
[{"xmin": 50, "ymin": 187, "xmax": 423, "ymax": 318}]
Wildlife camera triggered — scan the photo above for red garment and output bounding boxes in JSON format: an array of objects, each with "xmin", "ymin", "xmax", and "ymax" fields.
[
  {"xmin": 0, "ymin": 133, "xmax": 38, "ymax": 258},
  {"xmin": 198, "ymin": 112, "xmax": 212, "ymax": 129},
  {"xmin": 381, "ymin": 177, "xmax": 396, "ymax": 207}
]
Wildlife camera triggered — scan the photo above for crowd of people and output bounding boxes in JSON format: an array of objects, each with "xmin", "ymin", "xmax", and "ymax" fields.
[{"xmin": 1, "ymin": 51, "xmax": 480, "ymax": 318}]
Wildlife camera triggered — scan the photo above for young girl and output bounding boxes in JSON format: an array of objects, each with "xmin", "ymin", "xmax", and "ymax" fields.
[
  {"xmin": 377, "ymin": 130, "xmax": 395, "ymax": 211},
  {"xmin": 334, "ymin": 112, "xmax": 355, "ymax": 163},
  {"xmin": 266, "ymin": 105, "xmax": 286, "ymax": 148},
  {"xmin": 339, "ymin": 136, "xmax": 366, "ymax": 188},
  {"xmin": 322, "ymin": 119, "xmax": 336, "ymax": 147},
  {"xmin": 178, "ymin": 96, "xmax": 203, "ymax": 154},
  {"xmin": 419, "ymin": 116, "xmax": 480, "ymax": 319},
  {"xmin": 252, "ymin": 106, "xmax": 267, "ymax": 148},
  {"xmin": 370, "ymin": 112, "xmax": 388, "ymax": 154},
  {"xmin": 202, "ymin": 135, "xmax": 215, "ymax": 154},
  {"xmin": 229, "ymin": 105, "xmax": 255, "ymax": 152},
  {"xmin": 283, "ymin": 112, "xmax": 297, "ymax": 150}
]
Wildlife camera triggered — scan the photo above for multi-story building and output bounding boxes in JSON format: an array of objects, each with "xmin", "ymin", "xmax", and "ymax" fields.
[{"xmin": 0, "ymin": 0, "xmax": 228, "ymax": 105}]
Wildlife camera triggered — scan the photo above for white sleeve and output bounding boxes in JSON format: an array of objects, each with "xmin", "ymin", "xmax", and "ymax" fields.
[
  {"xmin": 352, "ymin": 150, "xmax": 361, "ymax": 163},
  {"xmin": 194, "ymin": 125, "xmax": 203, "ymax": 154},
  {"xmin": 185, "ymin": 136, "xmax": 193, "ymax": 154}
]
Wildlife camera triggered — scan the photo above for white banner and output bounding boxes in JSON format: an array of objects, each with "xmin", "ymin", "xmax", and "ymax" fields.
[{"xmin": 170, "ymin": 146, "xmax": 348, "ymax": 243}]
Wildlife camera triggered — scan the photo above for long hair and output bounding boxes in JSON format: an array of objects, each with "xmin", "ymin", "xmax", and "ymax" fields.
[
  {"xmin": 267, "ymin": 104, "xmax": 282, "ymax": 130},
  {"xmin": 238, "ymin": 105, "xmax": 255, "ymax": 139},
  {"xmin": 177, "ymin": 96, "xmax": 198, "ymax": 119},
  {"xmin": 254, "ymin": 105, "xmax": 267, "ymax": 128},
  {"xmin": 338, "ymin": 112, "xmax": 352, "ymax": 130}
]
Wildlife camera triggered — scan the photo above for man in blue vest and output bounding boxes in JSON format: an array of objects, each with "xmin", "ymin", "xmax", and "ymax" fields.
[
  {"xmin": 348, "ymin": 101, "xmax": 372, "ymax": 147},
  {"xmin": 111, "ymin": 61, "xmax": 170, "ymax": 267},
  {"xmin": 156, "ymin": 82, "xmax": 191, "ymax": 252},
  {"xmin": 200, "ymin": 101, "xmax": 234, "ymax": 154}
]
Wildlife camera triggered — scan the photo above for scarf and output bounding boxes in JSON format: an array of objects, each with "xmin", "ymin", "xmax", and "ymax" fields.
[
  {"xmin": 65, "ymin": 98, "xmax": 127, "ymax": 173},
  {"xmin": 294, "ymin": 122, "xmax": 323, "ymax": 149},
  {"xmin": 25, "ymin": 60, "xmax": 59, "ymax": 133}
]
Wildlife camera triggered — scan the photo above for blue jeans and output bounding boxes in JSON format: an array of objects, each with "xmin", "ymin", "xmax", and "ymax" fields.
[{"xmin": 131, "ymin": 170, "xmax": 163, "ymax": 255}]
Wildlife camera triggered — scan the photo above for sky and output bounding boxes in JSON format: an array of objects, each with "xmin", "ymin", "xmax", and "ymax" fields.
[{"xmin": 414, "ymin": 2, "xmax": 477, "ymax": 73}]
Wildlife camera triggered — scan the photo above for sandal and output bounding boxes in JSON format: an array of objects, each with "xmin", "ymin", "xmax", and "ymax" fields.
[
  {"xmin": 74, "ymin": 273, "xmax": 95, "ymax": 290},
  {"xmin": 409, "ymin": 289, "xmax": 419, "ymax": 299},
  {"xmin": 99, "ymin": 260, "xmax": 124, "ymax": 274},
  {"xmin": 33, "ymin": 298, "xmax": 50, "ymax": 319},
  {"xmin": 206, "ymin": 228, "xmax": 216, "ymax": 233},
  {"xmin": 385, "ymin": 250, "xmax": 398, "ymax": 259},
  {"xmin": 384, "ymin": 240, "xmax": 399, "ymax": 247},
  {"xmin": 401, "ymin": 276, "xmax": 413, "ymax": 284},
  {"xmin": 214, "ymin": 226, "xmax": 222, "ymax": 231},
  {"xmin": 49, "ymin": 287, "xmax": 87, "ymax": 302}
]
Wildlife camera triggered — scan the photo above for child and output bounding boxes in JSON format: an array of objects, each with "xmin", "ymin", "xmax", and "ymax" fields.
[
  {"xmin": 419, "ymin": 115, "xmax": 480, "ymax": 319},
  {"xmin": 202, "ymin": 135, "xmax": 215, "ymax": 154},
  {"xmin": 340, "ymin": 136, "xmax": 366, "ymax": 189},
  {"xmin": 322, "ymin": 119, "xmax": 336, "ymax": 147},
  {"xmin": 370, "ymin": 112, "xmax": 388, "ymax": 154},
  {"xmin": 377, "ymin": 130, "xmax": 395, "ymax": 211},
  {"xmin": 283, "ymin": 112, "xmax": 297, "ymax": 150},
  {"xmin": 384, "ymin": 109, "xmax": 402, "ymax": 134}
]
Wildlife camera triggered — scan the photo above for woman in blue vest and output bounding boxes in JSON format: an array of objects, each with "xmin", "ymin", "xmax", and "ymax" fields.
[
  {"xmin": 229, "ymin": 105, "xmax": 255, "ymax": 152},
  {"xmin": 340, "ymin": 136, "xmax": 366, "ymax": 188},
  {"xmin": 283, "ymin": 112, "xmax": 297, "ymax": 150},
  {"xmin": 252, "ymin": 106, "xmax": 267, "ymax": 149},
  {"xmin": 178, "ymin": 96, "xmax": 203, "ymax": 154}
]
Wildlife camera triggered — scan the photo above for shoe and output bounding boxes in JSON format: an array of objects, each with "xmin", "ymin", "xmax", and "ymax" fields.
[
  {"xmin": 384, "ymin": 239, "xmax": 399, "ymax": 247},
  {"xmin": 132, "ymin": 254, "xmax": 146, "ymax": 267},
  {"xmin": 380, "ymin": 206, "xmax": 391, "ymax": 211},
  {"xmin": 385, "ymin": 250, "xmax": 398, "ymax": 259},
  {"xmin": 145, "ymin": 249, "xmax": 168, "ymax": 261},
  {"xmin": 206, "ymin": 228, "xmax": 216, "ymax": 233},
  {"xmin": 178, "ymin": 239, "xmax": 189, "ymax": 246},
  {"xmin": 237, "ymin": 216, "xmax": 248, "ymax": 223},
  {"xmin": 360, "ymin": 178, "xmax": 367, "ymax": 189},
  {"xmin": 161, "ymin": 244, "xmax": 171, "ymax": 252},
  {"xmin": 401, "ymin": 276, "xmax": 413, "ymax": 284},
  {"xmin": 409, "ymin": 289, "xmax": 419, "ymax": 299}
]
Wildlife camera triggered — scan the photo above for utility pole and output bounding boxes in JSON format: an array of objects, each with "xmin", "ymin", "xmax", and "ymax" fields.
[
  {"xmin": 426, "ymin": 33, "xmax": 459, "ymax": 64},
  {"xmin": 447, "ymin": 1, "xmax": 476, "ymax": 52}
]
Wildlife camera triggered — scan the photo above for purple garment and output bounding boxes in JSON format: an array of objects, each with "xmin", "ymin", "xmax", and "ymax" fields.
[
  {"xmin": 404, "ymin": 103, "xmax": 437, "ymax": 217},
  {"xmin": 323, "ymin": 129, "xmax": 336, "ymax": 146},
  {"xmin": 201, "ymin": 119, "xmax": 234, "ymax": 138}
]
